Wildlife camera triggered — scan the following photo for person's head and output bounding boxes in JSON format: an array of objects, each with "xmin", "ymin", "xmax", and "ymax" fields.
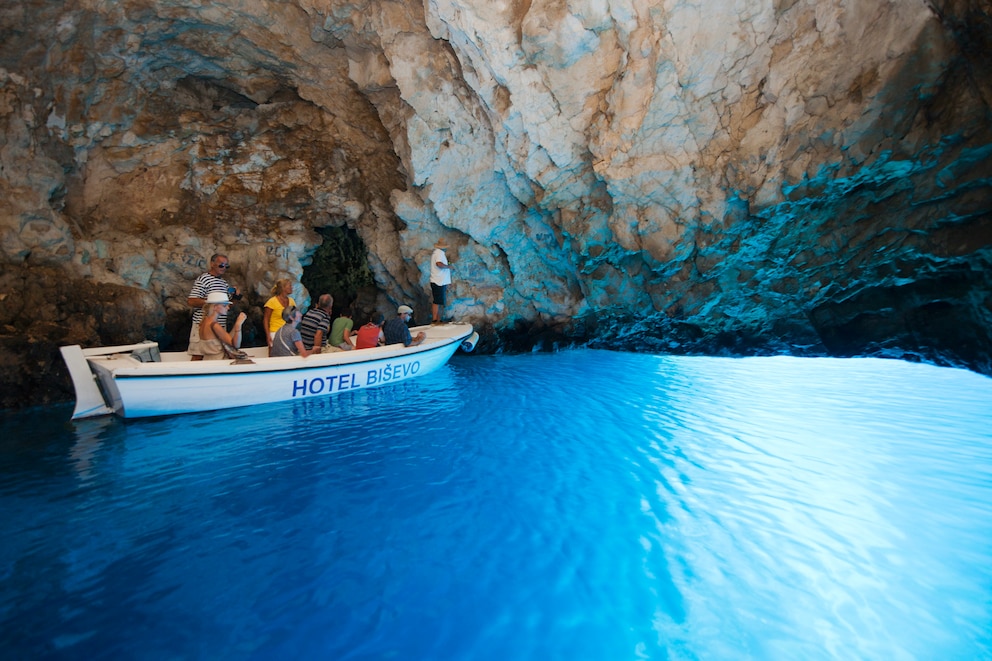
[
  {"xmin": 204, "ymin": 291, "xmax": 231, "ymax": 315},
  {"xmin": 209, "ymin": 254, "xmax": 230, "ymax": 276},
  {"xmin": 317, "ymin": 293, "xmax": 333, "ymax": 311},
  {"xmin": 397, "ymin": 305, "xmax": 413, "ymax": 321},
  {"xmin": 271, "ymin": 278, "xmax": 293, "ymax": 296},
  {"xmin": 339, "ymin": 306, "xmax": 352, "ymax": 319},
  {"xmin": 369, "ymin": 311, "xmax": 385, "ymax": 326},
  {"xmin": 282, "ymin": 305, "xmax": 301, "ymax": 325},
  {"xmin": 434, "ymin": 238, "xmax": 448, "ymax": 250}
]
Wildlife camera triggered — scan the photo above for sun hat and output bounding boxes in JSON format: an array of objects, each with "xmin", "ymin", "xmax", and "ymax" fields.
[
  {"xmin": 205, "ymin": 291, "xmax": 231, "ymax": 305},
  {"xmin": 434, "ymin": 238, "xmax": 448, "ymax": 248},
  {"xmin": 397, "ymin": 305, "xmax": 414, "ymax": 315}
]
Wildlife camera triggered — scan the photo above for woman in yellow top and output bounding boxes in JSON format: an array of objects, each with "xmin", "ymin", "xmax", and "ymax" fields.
[{"xmin": 263, "ymin": 278, "xmax": 296, "ymax": 354}]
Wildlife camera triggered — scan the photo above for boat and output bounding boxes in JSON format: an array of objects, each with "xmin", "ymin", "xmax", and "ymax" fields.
[{"xmin": 61, "ymin": 323, "xmax": 479, "ymax": 420}]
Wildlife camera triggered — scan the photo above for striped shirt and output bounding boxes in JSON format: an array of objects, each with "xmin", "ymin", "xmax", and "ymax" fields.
[
  {"xmin": 189, "ymin": 273, "xmax": 230, "ymax": 326},
  {"xmin": 299, "ymin": 308, "xmax": 331, "ymax": 350}
]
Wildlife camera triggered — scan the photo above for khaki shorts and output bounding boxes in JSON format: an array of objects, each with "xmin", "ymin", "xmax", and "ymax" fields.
[{"xmin": 188, "ymin": 322, "xmax": 202, "ymax": 355}]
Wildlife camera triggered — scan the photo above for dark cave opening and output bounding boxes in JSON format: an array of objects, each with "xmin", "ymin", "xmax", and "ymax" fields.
[{"xmin": 301, "ymin": 226, "xmax": 378, "ymax": 319}]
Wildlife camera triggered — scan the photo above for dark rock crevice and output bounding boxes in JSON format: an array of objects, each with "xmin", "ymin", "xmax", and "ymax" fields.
[{"xmin": 301, "ymin": 225, "xmax": 378, "ymax": 322}]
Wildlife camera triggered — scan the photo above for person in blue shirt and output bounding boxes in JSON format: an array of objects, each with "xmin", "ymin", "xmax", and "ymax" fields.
[{"xmin": 383, "ymin": 305, "xmax": 426, "ymax": 347}]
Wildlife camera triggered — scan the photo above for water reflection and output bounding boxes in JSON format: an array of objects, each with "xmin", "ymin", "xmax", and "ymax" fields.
[
  {"xmin": 67, "ymin": 417, "xmax": 116, "ymax": 482},
  {"xmin": 1, "ymin": 353, "xmax": 990, "ymax": 659},
  {"xmin": 630, "ymin": 355, "xmax": 992, "ymax": 658}
]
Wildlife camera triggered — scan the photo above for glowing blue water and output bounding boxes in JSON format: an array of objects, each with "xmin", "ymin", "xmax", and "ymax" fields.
[{"xmin": 2, "ymin": 351, "xmax": 991, "ymax": 660}]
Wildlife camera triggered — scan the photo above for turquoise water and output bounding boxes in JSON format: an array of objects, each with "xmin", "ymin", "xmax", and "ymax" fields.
[{"xmin": 2, "ymin": 351, "xmax": 991, "ymax": 660}]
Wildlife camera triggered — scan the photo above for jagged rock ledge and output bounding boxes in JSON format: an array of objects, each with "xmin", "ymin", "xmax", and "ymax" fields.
[{"xmin": 1, "ymin": 0, "xmax": 991, "ymax": 410}]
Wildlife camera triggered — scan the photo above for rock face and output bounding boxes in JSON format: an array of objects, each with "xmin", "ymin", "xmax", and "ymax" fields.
[{"xmin": 0, "ymin": 0, "xmax": 990, "ymax": 408}]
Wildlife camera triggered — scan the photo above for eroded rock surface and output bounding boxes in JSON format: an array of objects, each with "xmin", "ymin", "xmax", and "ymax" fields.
[{"xmin": 1, "ymin": 0, "xmax": 990, "ymax": 408}]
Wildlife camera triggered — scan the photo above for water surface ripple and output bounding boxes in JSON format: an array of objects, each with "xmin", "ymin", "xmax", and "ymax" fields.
[{"xmin": 1, "ymin": 352, "xmax": 990, "ymax": 660}]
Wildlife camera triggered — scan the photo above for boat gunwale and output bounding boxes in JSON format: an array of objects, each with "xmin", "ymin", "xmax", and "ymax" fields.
[{"xmin": 81, "ymin": 323, "xmax": 474, "ymax": 379}]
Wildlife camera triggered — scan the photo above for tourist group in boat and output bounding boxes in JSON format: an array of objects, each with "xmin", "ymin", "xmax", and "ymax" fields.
[{"xmin": 186, "ymin": 238, "xmax": 454, "ymax": 361}]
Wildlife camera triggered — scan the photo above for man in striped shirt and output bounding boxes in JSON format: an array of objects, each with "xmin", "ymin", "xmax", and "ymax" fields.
[
  {"xmin": 299, "ymin": 294, "xmax": 334, "ymax": 353},
  {"xmin": 187, "ymin": 253, "xmax": 239, "ymax": 360}
]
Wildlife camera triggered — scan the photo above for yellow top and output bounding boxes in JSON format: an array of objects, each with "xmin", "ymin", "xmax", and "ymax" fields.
[{"xmin": 264, "ymin": 296, "xmax": 296, "ymax": 333}]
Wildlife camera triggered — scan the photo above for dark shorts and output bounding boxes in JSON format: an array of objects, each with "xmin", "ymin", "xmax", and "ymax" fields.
[{"xmin": 431, "ymin": 283, "xmax": 447, "ymax": 305}]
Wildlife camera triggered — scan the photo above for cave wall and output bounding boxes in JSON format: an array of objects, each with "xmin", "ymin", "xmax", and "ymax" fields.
[{"xmin": 0, "ymin": 0, "xmax": 990, "ymax": 408}]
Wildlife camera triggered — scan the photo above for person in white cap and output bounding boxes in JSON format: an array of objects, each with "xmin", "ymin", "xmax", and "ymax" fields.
[
  {"xmin": 189, "ymin": 291, "xmax": 247, "ymax": 361},
  {"xmin": 383, "ymin": 305, "xmax": 426, "ymax": 347},
  {"xmin": 429, "ymin": 238, "xmax": 453, "ymax": 324}
]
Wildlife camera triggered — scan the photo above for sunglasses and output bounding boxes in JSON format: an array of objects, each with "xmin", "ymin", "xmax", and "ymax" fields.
[{"xmin": 217, "ymin": 263, "xmax": 230, "ymax": 269}]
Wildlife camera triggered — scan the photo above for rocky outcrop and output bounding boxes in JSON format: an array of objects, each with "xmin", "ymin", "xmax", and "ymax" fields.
[{"xmin": 0, "ymin": 0, "xmax": 990, "ymax": 408}]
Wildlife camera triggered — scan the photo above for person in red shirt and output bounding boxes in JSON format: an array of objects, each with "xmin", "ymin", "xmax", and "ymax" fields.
[{"xmin": 355, "ymin": 312, "xmax": 385, "ymax": 349}]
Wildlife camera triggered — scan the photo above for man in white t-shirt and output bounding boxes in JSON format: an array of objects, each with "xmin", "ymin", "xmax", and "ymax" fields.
[{"xmin": 429, "ymin": 238, "xmax": 453, "ymax": 324}]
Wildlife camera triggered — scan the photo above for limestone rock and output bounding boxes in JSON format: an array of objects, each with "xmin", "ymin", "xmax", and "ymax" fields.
[{"xmin": 0, "ymin": 0, "xmax": 990, "ymax": 409}]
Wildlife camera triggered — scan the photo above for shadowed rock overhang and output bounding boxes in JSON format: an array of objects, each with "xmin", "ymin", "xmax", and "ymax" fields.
[{"xmin": 0, "ymin": 0, "xmax": 989, "ymax": 409}]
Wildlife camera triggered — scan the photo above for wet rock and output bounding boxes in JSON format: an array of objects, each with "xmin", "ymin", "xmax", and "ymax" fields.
[{"xmin": 0, "ymin": 0, "xmax": 990, "ymax": 409}]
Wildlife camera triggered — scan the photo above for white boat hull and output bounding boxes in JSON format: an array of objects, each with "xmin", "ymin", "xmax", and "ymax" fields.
[{"xmin": 61, "ymin": 323, "xmax": 476, "ymax": 419}]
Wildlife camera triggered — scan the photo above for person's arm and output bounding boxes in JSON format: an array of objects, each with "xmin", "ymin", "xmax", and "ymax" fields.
[
  {"xmin": 411, "ymin": 331, "xmax": 426, "ymax": 346},
  {"xmin": 263, "ymin": 308, "xmax": 273, "ymax": 347},
  {"xmin": 312, "ymin": 329, "xmax": 325, "ymax": 351},
  {"xmin": 232, "ymin": 312, "xmax": 247, "ymax": 348},
  {"xmin": 377, "ymin": 330, "xmax": 385, "ymax": 346},
  {"xmin": 188, "ymin": 279, "xmax": 204, "ymax": 309},
  {"xmin": 188, "ymin": 288, "xmax": 207, "ymax": 309},
  {"xmin": 294, "ymin": 339, "xmax": 311, "ymax": 357},
  {"xmin": 212, "ymin": 321, "xmax": 235, "ymax": 346}
]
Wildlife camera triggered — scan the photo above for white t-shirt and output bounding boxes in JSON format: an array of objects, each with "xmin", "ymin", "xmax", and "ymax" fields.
[{"xmin": 430, "ymin": 248, "xmax": 451, "ymax": 286}]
